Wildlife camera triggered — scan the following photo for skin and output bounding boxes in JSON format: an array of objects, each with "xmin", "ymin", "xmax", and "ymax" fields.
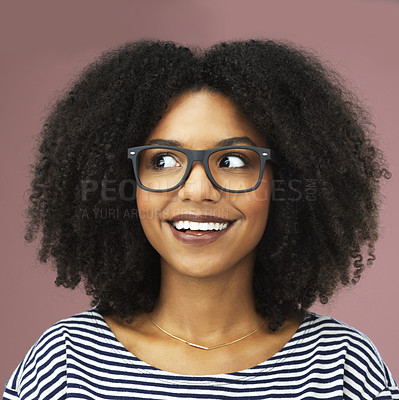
[{"xmin": 104, "ymin": 90, "xmax": 302, "ymax": 375}]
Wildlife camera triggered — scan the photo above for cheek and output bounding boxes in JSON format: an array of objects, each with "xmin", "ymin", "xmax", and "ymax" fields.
[
  {"xmin": 254, "ymin": 169, "xmax": 273, "ymax": 218},
  {"xmin": 239, "ymin": 178, "xmax": 272, "ymax": 233},
  {"xmin": 136, "ymin": 188, "xmax": 153, "ymax": 220},
  {"xmin": 246, "ymin": 196, "xmax": 271, "ymax": 231},
  {"xmin": 136, "ymin": 187, "xmax": 169, "ymax": 218},
  {"xmin": 136, "ymin": 188, "xmax": 169, "ymax": 246}
]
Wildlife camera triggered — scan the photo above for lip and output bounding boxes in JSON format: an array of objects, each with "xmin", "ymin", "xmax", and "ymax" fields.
[{"xmin": 167, "ymin": 220, "xmax": 236, "ymax": 246}]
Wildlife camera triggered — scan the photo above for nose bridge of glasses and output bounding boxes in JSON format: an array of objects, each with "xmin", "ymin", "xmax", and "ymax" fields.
[{"xmin": 184, "ymin": 149, "xmax": 212, "ymax": 181}]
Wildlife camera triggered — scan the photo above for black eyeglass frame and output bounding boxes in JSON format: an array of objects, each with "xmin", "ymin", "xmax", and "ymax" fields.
[{"xmin": 127, "ymin": 145, "xmax": 282, "ymax": 193}]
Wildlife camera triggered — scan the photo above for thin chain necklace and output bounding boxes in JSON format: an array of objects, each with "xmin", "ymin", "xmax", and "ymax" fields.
[{"xmin": 149, "ymin": 316, "xmax": 267, "ymax": 350}]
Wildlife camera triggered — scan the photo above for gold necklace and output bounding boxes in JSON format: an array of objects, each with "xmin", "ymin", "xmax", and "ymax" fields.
[{"xmin": 149, "ymin": 316, "xmax": 267, "ymax": 350}]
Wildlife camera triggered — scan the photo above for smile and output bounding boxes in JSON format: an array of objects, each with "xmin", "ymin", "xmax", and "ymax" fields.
[
  {"xmin": 171, "ymin": 220, "xmax": 229, "ymax": 232},
  {"xmin": 167, "ymin": 220, "xmax": 236, "ymax": 246}
]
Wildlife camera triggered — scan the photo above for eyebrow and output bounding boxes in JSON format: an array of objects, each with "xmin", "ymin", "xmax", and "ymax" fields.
[{"xmin": 147, "ymin": 136, "xmax": 258, "ymax": 147}]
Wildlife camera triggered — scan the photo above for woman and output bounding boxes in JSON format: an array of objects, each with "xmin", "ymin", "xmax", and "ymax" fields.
[{"xmin": 3, "ymin": 39, "xmax": 398, "ymax": 399}]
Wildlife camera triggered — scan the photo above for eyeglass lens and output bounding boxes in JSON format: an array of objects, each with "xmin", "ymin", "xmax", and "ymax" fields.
[{"xmin": 137, "ymin": 148, "xmax": 261, "ymax": 191}]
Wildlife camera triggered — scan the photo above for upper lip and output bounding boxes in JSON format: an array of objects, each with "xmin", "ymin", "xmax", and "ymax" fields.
[{"xmin": 168, "ymin": 214, "xmax": 235, "ymax": 223}]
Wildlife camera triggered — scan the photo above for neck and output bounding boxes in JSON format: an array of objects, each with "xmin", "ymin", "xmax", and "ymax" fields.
[{"xmin": 150, "ymin": 253, "xmax": 267, "ymax": 345}]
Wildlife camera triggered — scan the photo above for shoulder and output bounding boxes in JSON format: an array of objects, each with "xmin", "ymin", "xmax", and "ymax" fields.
[
  {"xmin": 305, "ymin": 312, "xmax": 387, "ymax": 358},
  {"xmin": 304, "ymin": 312, "xmax": 399, "ymax": 398},
  {"xmin": 304, "ymin": 312, "xmax": 388, "ymax": 367},
  {"xmin": 305, "ymin": 311, "xmax": 382, "ymax": 347},
  {"xmin": 3, "ymin": 307, "xmax": 100, "ymax": 400}
]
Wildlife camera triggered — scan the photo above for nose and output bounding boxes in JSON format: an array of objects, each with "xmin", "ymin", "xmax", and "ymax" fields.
[{"xmin": 177, "ymin": 161, "xmax": 221, "ymax": 202}]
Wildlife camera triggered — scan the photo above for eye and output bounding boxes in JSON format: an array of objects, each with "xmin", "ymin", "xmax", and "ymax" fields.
[
  {"xmin": 150, "ymin": 153, "xmax": 181, "ymax": 170},
  {"xmin": 219, "ymin": 153, "xmax": 248, "ymax": 168}
]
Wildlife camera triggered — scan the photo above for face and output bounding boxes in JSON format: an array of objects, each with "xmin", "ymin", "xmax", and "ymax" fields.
[{"xmin": 136, "ymin": 90, "xmax": 274, "ymax": 278}]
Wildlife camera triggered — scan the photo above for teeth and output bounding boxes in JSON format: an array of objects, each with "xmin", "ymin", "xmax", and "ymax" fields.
[
  {"xmin": 172, "ymin": 221, "xmax": 230, "ymax": 231},
  {"xmin": 175, "ymin": 221, "xmax": 187, "ymax": 229},
  {"xmin": 190, "ymin": 222, "xmax": 199, "ymax": 230}
]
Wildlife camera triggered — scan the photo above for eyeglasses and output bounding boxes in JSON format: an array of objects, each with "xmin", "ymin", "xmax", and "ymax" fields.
[{"xmin": 127, "ymin": 145, "xmax": 282, "ymax": 193}]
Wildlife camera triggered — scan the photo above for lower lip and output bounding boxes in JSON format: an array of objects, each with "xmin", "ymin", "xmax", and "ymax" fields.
[{"xmin": 168, "ymin": 222, "xmax": 235, "ymax": 246}]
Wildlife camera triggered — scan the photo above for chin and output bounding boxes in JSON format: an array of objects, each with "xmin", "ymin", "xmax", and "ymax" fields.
[{"xmin": 170, "ymin": 259, "xmax": 236, "ymax": 279}]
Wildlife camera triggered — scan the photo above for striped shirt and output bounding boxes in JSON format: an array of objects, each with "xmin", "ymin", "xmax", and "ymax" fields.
[{"xmin": 3, "ymin": 307, "xmax": 398, "ymax": 399}]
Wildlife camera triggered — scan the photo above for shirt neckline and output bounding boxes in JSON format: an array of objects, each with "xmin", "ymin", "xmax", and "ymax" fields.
[{"xmin": 90, "ymin": 306, "xmax": 315, "ymax": 384}]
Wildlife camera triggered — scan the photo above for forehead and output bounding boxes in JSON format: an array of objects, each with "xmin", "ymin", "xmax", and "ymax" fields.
[{"xmin": 145, "ymin": 90, "xmax": 268, "ymax": 148}]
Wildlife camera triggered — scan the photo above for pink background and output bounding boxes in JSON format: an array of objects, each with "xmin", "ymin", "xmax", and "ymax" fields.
[{"xmin": 1, "ymin": 0, "xmax": 398, "ymax": 385}]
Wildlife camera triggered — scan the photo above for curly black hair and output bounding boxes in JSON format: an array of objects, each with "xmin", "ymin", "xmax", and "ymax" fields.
[{"xmin": 24, "ymin": 39, "xmax": 391, "ymax": 331}]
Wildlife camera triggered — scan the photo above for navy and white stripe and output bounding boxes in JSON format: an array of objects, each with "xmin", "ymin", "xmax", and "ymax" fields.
[{"xmin": 3, "ymin": 307, "xmax": 398, "ymax": 399}]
